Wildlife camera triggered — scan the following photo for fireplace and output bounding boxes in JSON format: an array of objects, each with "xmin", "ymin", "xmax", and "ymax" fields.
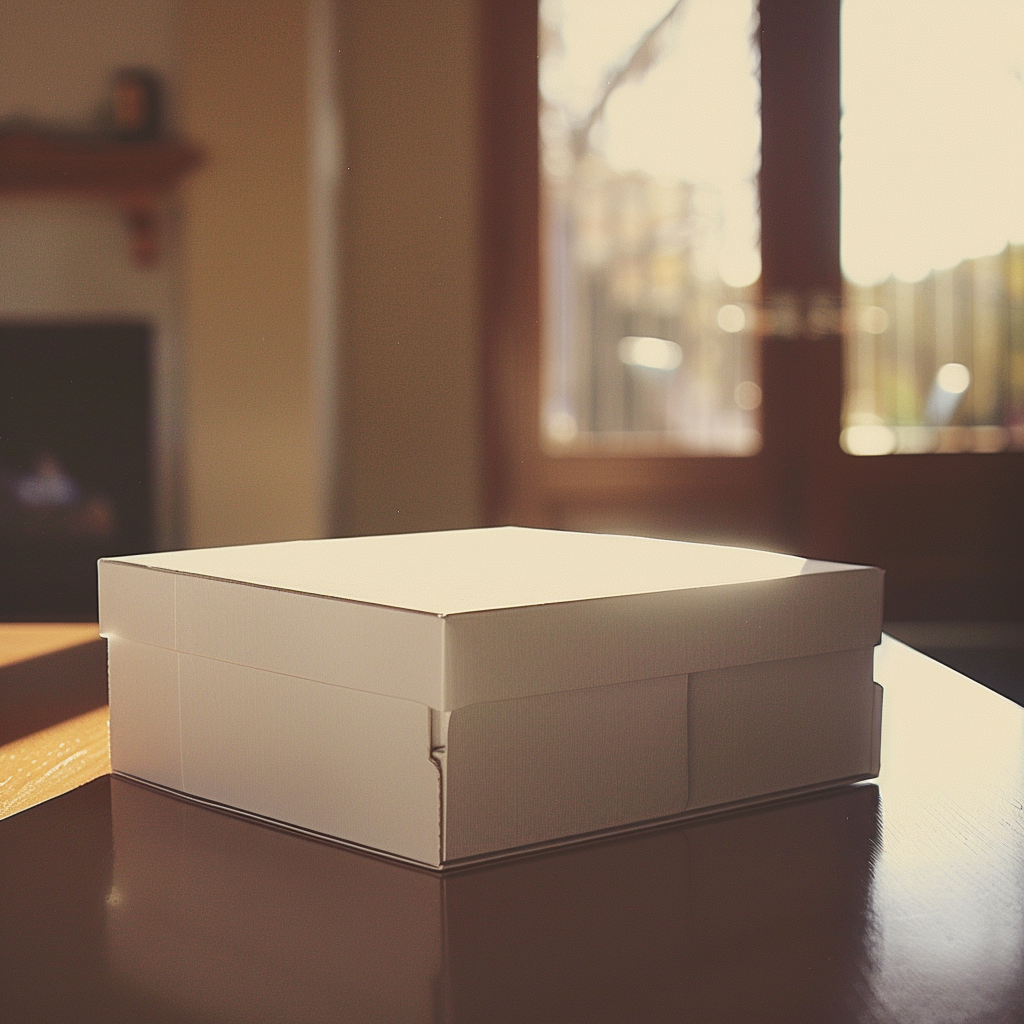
[{"xmin": 0, "ymin": 321, "xmax": 153, "ymax": 620}]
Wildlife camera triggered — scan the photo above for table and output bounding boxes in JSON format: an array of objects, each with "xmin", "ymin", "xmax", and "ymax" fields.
[
  {"xmin": 1, "ymin": 631, "xmax": 1023, "ymax": 1023},
  {"xmin": 0, "ymin": 624, "xmax": 108, "ymax": 820}
]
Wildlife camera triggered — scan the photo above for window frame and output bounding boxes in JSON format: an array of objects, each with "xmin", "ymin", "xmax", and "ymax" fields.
[{"xmin": 478, "ymin": 0, "xmax": 1024, "ymax": 620}]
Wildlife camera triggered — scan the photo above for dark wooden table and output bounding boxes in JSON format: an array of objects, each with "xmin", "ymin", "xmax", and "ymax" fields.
[{"xmin": 2, "ymin": 635, "xmax": 1023, "ymax": 1023}]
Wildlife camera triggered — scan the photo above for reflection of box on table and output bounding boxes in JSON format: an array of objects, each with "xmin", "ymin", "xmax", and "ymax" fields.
[
  {"xmin": 99, "ymin": 527, "xmax": 883, "ymax": 869},
  {"xmin": 106, "ymin": 775, "xmax": 879, "ymax": 1023}
]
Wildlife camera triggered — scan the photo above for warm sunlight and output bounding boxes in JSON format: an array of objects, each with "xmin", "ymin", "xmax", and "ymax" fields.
[
  {"xmin": 842, "ymin": 0, "xmax": 1024, "ymax": 286},
  {"xmin": 540, "ymin": 0, "xmax": 761, "ymax": 452},
  {"xmin": 841, "ymin": 0, "xmax": 1024, "ymax": 454}
]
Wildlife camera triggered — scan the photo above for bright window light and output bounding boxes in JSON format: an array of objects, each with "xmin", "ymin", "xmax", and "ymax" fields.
[
  {"xmin": 541, "ymin": 0, "xmax": 761, "ymax": 453},
  {"xmin": 841, "ymin": 0, "xmax": 1024, "ymax": 454},
  {"xmin": 618, "ymin": 336, "xmax": 683, "ymax": 371},
  {"xmin": 842, "ymin": 0, "xmax": 1024, "ymax": 286}
]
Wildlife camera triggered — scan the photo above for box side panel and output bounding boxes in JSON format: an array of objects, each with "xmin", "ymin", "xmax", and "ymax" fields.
[
  {"xmin": 686, "ymin": 648, "xmax": 879, "ymax": 811},
  {"xmin": 444, "ymin": 568, "xmax": 883, "ymax": 708},
  {"xmin": 870, "ymin": 681, "xmax": 883, "ymax": 777},
  {"xmin": 174, "ymin": 575, "xmax": 445, "ymax": 706},
  {"xmin": 178, "ymin": 654, "xmax": 441, "ymax": 867},
  {"xmin": 108, "ymin": 637, "xmax": 182, "ymax": 790},
  {"xmin": 443, "ymin": 673, "xmax": 688, "ymax": 862},
  {"xmin": 99, "ymin": 561, "xmax": 176, "ymax": 649}
]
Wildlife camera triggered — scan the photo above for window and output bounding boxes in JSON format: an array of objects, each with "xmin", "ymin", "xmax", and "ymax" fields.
[
  {"xmin": 481, "ymin": 0, "xmax": 1024, "ymax": 620},
  {"xmin": 539, "ymin": 0, "xmax": 762, "ymax": 454},
  {"xmin": 841, "ymin": 0, "xmax": 1024, "ymax": 455}
]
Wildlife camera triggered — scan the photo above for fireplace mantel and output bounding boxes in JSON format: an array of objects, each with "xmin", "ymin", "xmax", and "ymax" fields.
[{"xmin": 0, "ymin": 130, "xmax": 205, "ymax": 266}]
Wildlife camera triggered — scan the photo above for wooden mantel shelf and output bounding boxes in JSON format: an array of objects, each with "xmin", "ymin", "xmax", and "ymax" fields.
[{"xmin": 0, "ymin": 130, "xmax": 206, "ymax": 266}]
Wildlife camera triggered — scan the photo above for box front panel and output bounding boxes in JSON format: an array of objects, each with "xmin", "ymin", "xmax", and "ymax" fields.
[
  {"xmin": 686, "ymin": 648, "xmax": 879, "ymax": 810},
  {"xmin": 443, "ymin": 673, "xmax": 689, "ymax": 862},
  {"xmin": 174, "ymin": 655, "xmax": 443, "ymax": 867},
  {"xmin": 108, "ymin": 636, "xmax": 182, "ymax": 790}
]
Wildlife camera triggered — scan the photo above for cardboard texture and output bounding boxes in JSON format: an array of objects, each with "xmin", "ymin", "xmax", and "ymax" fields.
[{"xmin": 99, "ymin": 527, "xmax": 884, "ymax": 868}]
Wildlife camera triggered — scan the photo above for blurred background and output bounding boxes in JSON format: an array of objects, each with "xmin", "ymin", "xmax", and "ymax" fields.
[{"xmin": 0, "ymin": 0, "xmax": 1020, "ymax": 694}]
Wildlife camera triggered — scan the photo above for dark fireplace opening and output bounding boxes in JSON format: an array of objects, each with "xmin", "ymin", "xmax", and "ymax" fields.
[{"xmin": 1, "ymin": 321, "xmax": 154, "ymax": 620}]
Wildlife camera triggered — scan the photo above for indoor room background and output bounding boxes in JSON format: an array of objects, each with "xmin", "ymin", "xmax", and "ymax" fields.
[{"xmin": 0, "ymin": 0, "xmax": 1021, "ymax": 696}]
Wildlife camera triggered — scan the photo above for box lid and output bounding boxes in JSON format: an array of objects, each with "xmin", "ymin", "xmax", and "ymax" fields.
[{"xmin": 99, "ymin": 527, "xmax": 883, "ymax": 710}]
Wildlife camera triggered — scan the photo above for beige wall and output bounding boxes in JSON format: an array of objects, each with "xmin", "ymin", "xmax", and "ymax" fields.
[
  {"xmin": 181, "ymin": 0, "xmax": 484, "ymax": 545},
  {"xmin": 337, "ymin": 0, "xmax": 484, "ymax": 536},
  {"xmin": 180, "ymin": 0, "xmax": 322, "ymax": 547},
  {"xmin": 2, "ymin": 0, "xmax": 485, "ymax": 549},
  {"xmin": 0, "ymin": 0, "xmax": 182, "ymax": 546},
  {"xmin": 2, "ymin": 0, "xmax": 484, "ymax": 549}
]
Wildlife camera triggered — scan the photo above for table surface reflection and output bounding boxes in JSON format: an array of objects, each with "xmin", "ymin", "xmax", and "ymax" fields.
[{"xmin": 2, "ymin": 636, "xmax": 1023, "ymax": 1024}]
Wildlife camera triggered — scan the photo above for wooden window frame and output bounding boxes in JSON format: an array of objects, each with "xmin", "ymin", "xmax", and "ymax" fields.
[{"xmin": 478, "ymin": 0, "xmax": 1024, "ymax": 620}]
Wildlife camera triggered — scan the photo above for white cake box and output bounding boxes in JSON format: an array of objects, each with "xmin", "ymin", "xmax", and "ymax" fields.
[{"xmin": 98, "ymin": 527, "xmax": 884, "ymax": 870}]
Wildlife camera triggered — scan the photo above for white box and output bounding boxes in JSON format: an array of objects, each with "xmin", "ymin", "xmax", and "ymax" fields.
[{"xmin": 98, "ymin": 527, "xmax": 884, "ymax": 869}]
